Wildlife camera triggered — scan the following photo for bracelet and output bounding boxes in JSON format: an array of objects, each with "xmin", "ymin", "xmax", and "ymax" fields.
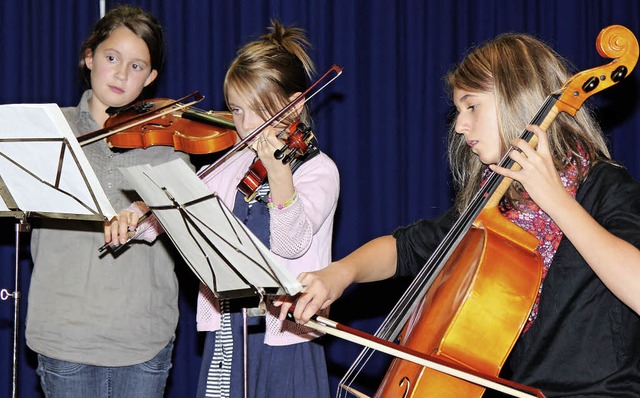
[{"xmin": 267, "ymin": 190, "xmax": 298, "ymax": 210}]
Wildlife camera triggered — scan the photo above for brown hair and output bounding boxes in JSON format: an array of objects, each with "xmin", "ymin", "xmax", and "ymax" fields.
[
  {"xmin": 445, "ymin": 33, "xmax": 610, "ymax": 213},
  {"xmin": 224, "ymin": 19, "xmax": 316, "ymax": 127}
]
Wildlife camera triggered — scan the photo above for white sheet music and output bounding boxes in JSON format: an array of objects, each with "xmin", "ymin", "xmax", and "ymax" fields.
[
  {"xmin": 0, "ymin": 103, "xmax": 116, "ymax": 220},
  {"xmin": 120, "ymin": 158, "xmax": 302, "ymax": 299}
]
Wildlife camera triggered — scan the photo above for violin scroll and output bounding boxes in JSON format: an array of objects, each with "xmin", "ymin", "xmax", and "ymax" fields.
[
  {"xmin": 273, "ymin": 120, "xmax": 314, "ymax": 163},
  {"xmin": 237, "ymin": 119, "xmax": 316, "ymax": 202}
]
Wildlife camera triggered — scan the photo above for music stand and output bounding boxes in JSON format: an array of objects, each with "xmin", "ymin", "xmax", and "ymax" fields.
[
  {"xmin": 121, "ymin": 158, "xmax": 303, "ymax": 398},
  {"xmin": 0, "ymin": 103, "xmax": 117, "ymax": 398},
  {"xmin": 119, "ymin": 158, "xmax": 302, "ymax": 300}
]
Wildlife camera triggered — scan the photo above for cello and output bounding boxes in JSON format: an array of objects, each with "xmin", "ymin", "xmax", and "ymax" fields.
[{"xmin": 300, "ymin": 25, "xmax": 638, "ymax": 397}]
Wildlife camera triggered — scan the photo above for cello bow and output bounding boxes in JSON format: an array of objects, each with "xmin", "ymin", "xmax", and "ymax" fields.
[{"xmin": 296, "ymin": 313, "xmax": 546, "ymax": 398}]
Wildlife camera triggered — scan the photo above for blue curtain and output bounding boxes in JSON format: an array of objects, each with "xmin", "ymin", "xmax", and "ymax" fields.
[{"xmin": 1, "ymin": 1, "xmax": 639, "ymax": 396}]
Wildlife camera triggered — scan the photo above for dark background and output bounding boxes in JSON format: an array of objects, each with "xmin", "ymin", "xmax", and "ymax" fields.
[{"xmin": 1, "ymin": 1, "xmax": 639, "ymax": 396}]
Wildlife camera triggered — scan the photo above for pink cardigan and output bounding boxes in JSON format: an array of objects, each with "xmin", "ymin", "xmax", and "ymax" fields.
[{"xmin": 196, "ymin": 148, "xmax": 339, "ymax": 346}]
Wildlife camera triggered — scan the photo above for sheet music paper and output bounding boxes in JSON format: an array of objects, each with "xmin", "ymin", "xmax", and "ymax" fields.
[
  {"xmin": 120, "ymin": 158, "xmax": 303, "ymax": 299},
  {"xmin": 0, "ymin": 103, "xmax": 116, "ymax": 220}
]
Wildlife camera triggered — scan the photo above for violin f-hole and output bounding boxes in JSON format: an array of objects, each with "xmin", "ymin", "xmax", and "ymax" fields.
[{"xmin": 143, "ymin": 120, "xmax": 173, "ymax": 130}]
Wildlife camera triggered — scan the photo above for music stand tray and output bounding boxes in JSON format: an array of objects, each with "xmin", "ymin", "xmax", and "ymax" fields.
[{"xmin": 0, "ymin": 103, "xmax": 116, "ymax": 221}]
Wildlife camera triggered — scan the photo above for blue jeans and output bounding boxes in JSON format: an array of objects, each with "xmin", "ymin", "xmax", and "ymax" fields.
[{"xmin": 36, "ymin": 340, "xmax": 173, "ymax": 398}]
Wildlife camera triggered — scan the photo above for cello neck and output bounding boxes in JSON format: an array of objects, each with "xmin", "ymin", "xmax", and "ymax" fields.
[{"xmin": 480, "ymin": 93, "xmax": 558, "ymax": 209}]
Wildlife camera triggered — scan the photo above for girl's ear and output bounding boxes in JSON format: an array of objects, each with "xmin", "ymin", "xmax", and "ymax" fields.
[
  {"xmin": 143, "ymin": 69, "xmax": 159, "ymax": 87},
  {"xmin": 84, "ymin": 49, "xmax": 94, "ymax": 70},
  {"xmin": 288, "ymin": 92, "xmax": 304, "ymax": 117}
]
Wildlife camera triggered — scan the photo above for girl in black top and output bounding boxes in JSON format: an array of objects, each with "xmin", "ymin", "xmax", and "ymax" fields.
[{"xmin": 280, "ymin": 32, "xmax": 640, "ymax": 396}]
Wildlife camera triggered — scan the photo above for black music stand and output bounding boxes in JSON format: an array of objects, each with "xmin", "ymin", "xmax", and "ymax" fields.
[
  {"xmin": 121, "ymin": 158, "xmax": 303, "ymax": 398},
  {"xmin": 0, "ymin": 103, "xmax": 116, "ymax": 398},
  {"xmin": 119, "ymin": 158, "xmax": 302, "ymax": 300}
]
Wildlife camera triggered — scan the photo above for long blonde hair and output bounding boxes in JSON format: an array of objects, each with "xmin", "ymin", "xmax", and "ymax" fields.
[
  {"xmin": 445, "ymin": 33, "xmax": 610, "ymax": 213},
  {"xmin": 224, "ymin": 20, "xmax": 316, "ymax": 128}
]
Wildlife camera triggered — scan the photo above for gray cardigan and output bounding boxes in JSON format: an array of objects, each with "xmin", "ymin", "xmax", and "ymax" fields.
[{"xmin": 27, "ymin": 91, "xmax": 192, "ymax": 366}]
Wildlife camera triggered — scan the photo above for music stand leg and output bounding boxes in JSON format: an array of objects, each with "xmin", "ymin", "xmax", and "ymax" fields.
[
  {"xmin": 1, "ymin": 219, "xmax": 31, "ymax": 398},
  {"xmin": 242, "ymin": 308, "xmax": 248, "ymax": 398}
]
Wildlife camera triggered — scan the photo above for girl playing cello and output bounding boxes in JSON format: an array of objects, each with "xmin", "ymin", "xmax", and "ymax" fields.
[{"xmin": 281, "ymin": 32, "xmax": 640, "ymax": 396}]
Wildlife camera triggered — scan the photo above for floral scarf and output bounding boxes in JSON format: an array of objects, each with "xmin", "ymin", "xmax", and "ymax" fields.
[{"xmin": 492, "ymin": 153, "xmax": 589, "ymax": 333}]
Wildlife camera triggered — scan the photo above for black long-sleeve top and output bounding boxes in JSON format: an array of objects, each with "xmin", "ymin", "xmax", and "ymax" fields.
[{"xmin": 393, "ymin": 162, "xmax": 640, "ymax": 397}]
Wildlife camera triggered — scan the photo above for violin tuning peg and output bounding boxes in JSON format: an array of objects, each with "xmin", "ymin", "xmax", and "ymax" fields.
[{"xmin": 274, "ymin": 145, "xmax": 288, "ymax": 160}]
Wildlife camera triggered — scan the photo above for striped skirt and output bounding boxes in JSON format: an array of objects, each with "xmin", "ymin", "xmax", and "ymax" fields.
[{"xmin": 197, "ymin": 307, "xmax": 330, "ymax": 398}]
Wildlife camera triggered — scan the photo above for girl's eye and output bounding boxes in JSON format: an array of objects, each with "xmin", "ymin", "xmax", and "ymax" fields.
[
  {"xmin": 107, "ymin": 55, "xmax": 117, "ymax": 63},
  {"xmin": 468, "ymin": 104, "xmax": 477, "ymax": 110},
  {"xmin": 230, "ymin": 107, "xmax": 241, "ymax": 115},
  {"xmin": 132, "ymin": 63, "xmax": 143, "ymax": 71}
]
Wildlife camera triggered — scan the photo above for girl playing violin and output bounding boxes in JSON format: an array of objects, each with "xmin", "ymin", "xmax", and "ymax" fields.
[
  {"xmin": 280, "ymin": 33, "xmax": 640, "ymax": 396},
  {"xmin": 106, "ymin": 19, "xmax": 339, "ymax": 398},
  {"xmin": 27, "ymin": 5, "xmax": 190, "ymax": 398},
  {"xmin": 194, "ymin": 20, "xmax": 339, "ymax": 398}
]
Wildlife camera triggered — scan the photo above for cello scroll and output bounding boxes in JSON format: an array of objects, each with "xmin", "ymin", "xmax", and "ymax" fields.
[{"xmin": 550, "ymin": 24, "xmax": 638, "ymax": 119}]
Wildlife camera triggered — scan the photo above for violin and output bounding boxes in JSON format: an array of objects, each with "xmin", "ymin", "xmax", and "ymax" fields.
[
  {"xmin": 237, "ymin": 119, "xmax": 316, "ymax": 202},
  {"xmin": 78, "ymin": 92, "xmax": 237, "ymax": 155}
]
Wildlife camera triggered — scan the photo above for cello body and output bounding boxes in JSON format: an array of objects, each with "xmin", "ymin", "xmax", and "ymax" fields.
[{"xmin": 377, "ymin": 207, "xmax": 542, "ymax": 397}]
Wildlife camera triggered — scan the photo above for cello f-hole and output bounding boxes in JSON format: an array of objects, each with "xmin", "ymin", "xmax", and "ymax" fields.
[{"xmin": 399, "ymin": 376, "xmax": 411, "ymax": 398}]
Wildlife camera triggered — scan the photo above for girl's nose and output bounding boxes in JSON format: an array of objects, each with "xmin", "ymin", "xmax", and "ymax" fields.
[
  {"xmin": 114, "ymin": 65, "xmax": 128, "ymax": 81},
  {"xmin": 454, "ymin": 115, "xmax": 468, "ymax": 135},
  {"xmin": 242, "ymin": 120, "xmax": 257, "ymax": 133},
  {"xmin": 242, "ymin": 114, "xmax": 262, "ymax": 133}
]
